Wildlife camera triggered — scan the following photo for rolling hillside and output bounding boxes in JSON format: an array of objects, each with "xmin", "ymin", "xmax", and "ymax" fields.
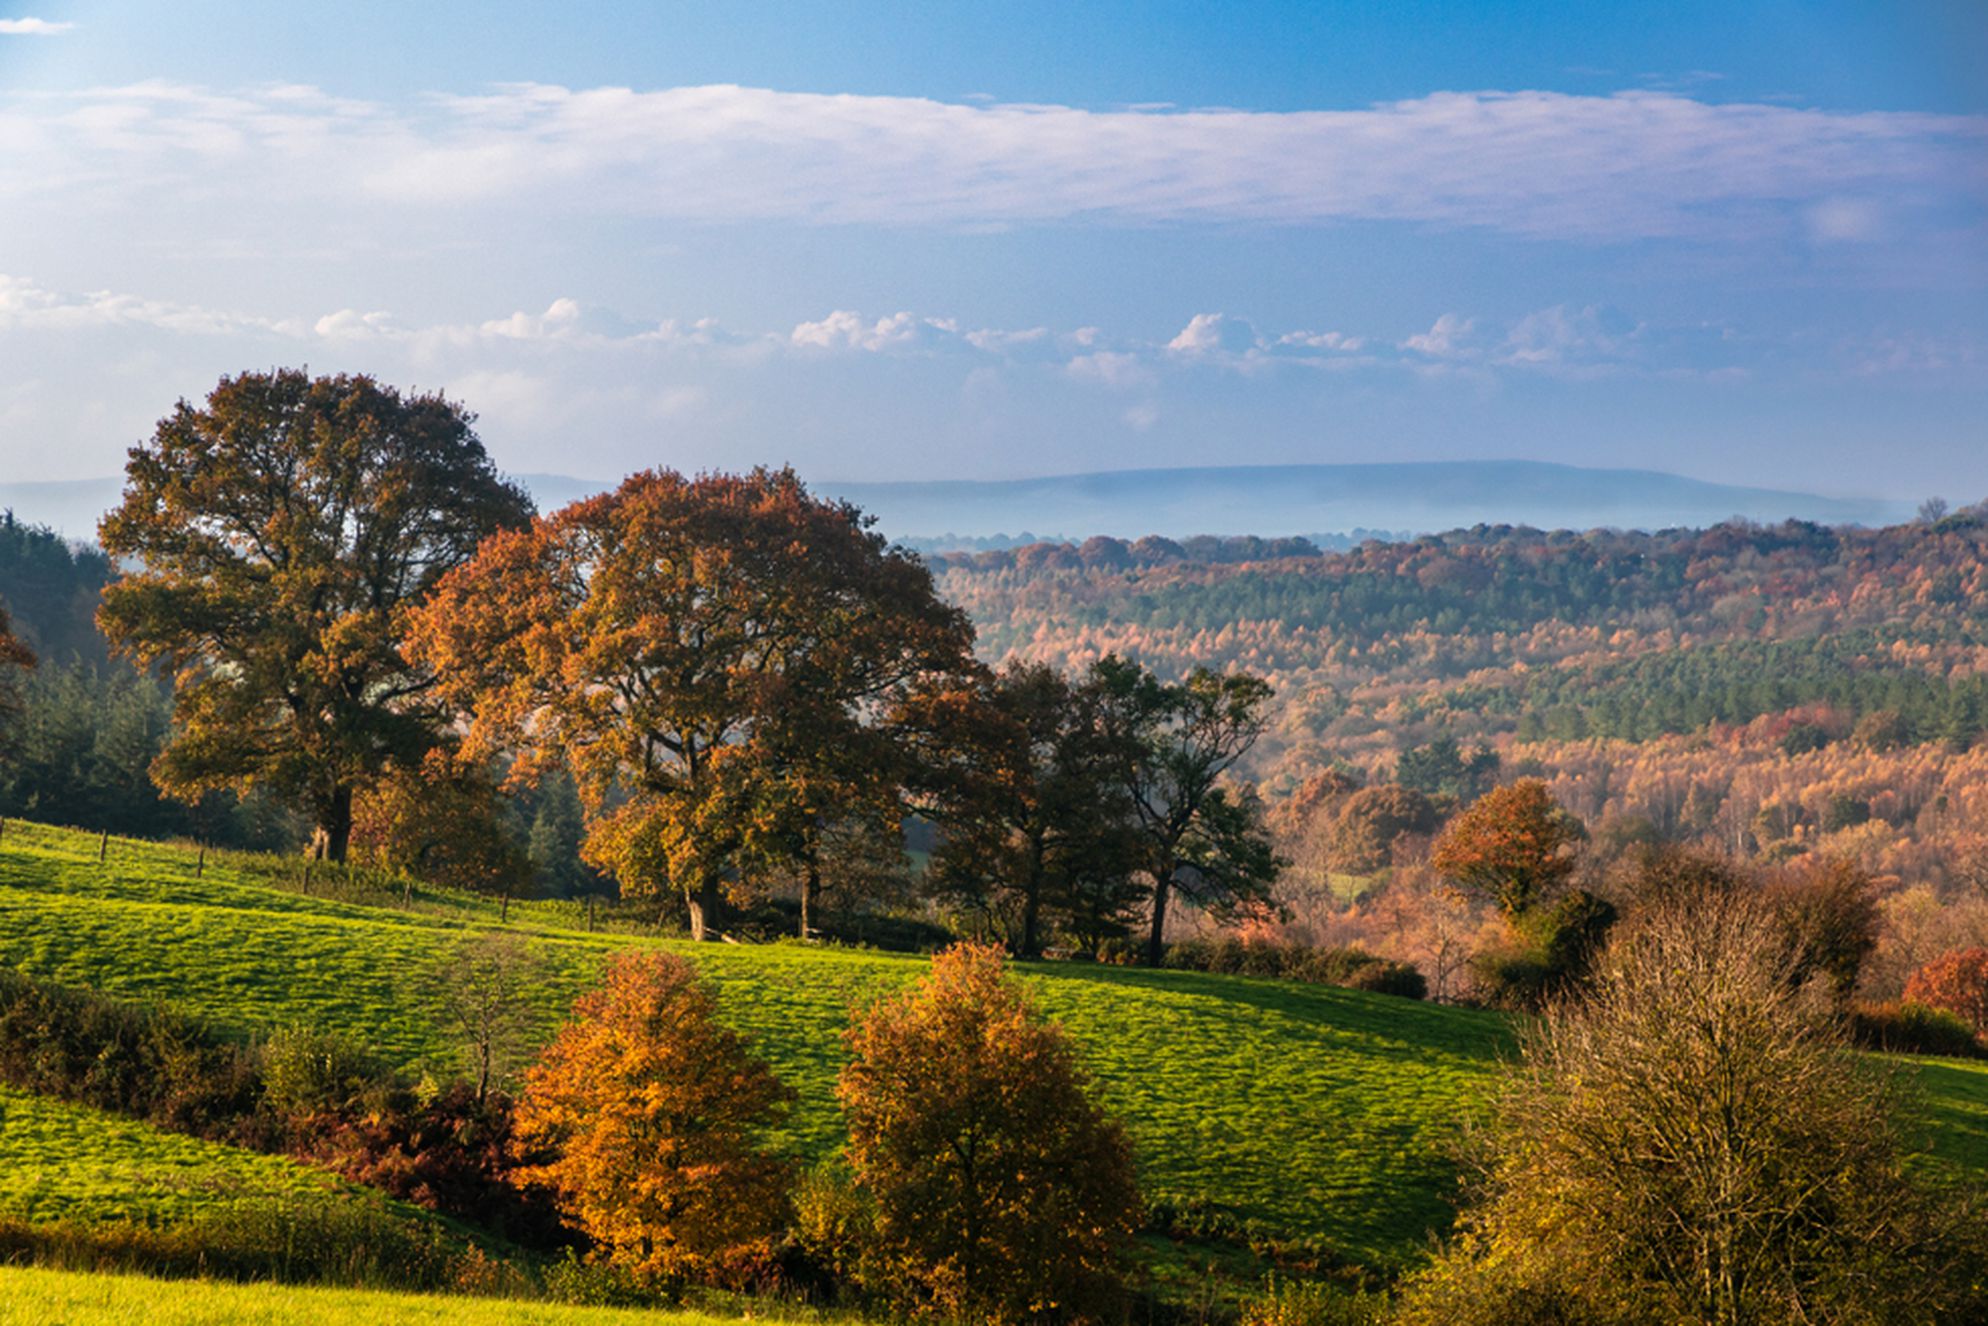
[
  {"xmin": 0, "ymin": 820, "xmax": 1507, "ymax": 1269},
  {"xmin": 1, "ymin": 818, "xmax": 1985, "ymax": 1281}
]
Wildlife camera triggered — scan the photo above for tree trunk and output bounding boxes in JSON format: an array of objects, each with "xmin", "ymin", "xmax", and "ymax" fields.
[
  {"xmin": 800, "ymin": 857, "xmax": 820, "ymax": 939},
  {"xmin": 1144, "ymin": 866, "xmax": 1173, "ymax": 967},
  {"xmin": 686, "ymin": 872, "xmax": 723, "ymax": 941},
  {"xmin": 1019, "ymin": 833, "xmax": 1045, "ymax": 958},
  {"xmin": 308, "ymin": 786, "xmax": 354, "ymax": 863}
]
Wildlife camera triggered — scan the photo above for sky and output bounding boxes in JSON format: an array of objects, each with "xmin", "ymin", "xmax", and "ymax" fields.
[{"xmin": 1, "ymin": 2, "xmax": 1985, "ymax": 501}]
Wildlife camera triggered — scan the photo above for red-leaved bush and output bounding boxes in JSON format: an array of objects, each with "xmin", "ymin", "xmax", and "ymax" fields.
[{"xmin": 1904, "ymin": 947, "xmax": 1988, "ymax": 1038}]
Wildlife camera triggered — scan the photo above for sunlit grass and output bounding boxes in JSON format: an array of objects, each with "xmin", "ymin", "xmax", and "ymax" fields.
[
  {"xmin": 3, "ymin": 819, "xmax": 1981, "ymax": 1269},
  {"xmin": 0, "ymin": 1264, "xmax": 806, "ymax": 1326}
]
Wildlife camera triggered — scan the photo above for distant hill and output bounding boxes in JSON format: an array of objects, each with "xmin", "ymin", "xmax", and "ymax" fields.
[
  {"xmin": 822, "ymin": 462, "xmax": 1913, "ymax": 545},
  {"xmin": 1, "ymin": 461, "xmax": 1912, "ymax": 546}
]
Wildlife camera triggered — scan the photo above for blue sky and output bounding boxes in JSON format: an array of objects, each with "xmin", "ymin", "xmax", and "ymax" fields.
[{"xmin": 1, "ymin": 1, "xmax": 1984, "ymax": 501}]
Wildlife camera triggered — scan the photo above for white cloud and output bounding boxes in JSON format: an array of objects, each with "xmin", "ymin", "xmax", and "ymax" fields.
[
  {"xmin": 1403, "ymin": 313, "xmax": 1478, "ymax": 358},
  {"xmin": 1066, "ymin": 351, "xmax": 1156, "ymax": 390},
  {"xmin": 0, "ymin": 82, "xmax": 1980, "ymax": 244},
  {"xmin": 0, "ymin": 17, "xmax": 72, "ymax": 35},
  {"xmin": 1167, "ymin": 313, "xmax": 1260, "ymax": 355}
]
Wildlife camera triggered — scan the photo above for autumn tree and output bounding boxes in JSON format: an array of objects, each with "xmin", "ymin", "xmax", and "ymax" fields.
[
  {"xmin": 1093, "ymin": 657, "xmax": 1281, "ymax": 966},
  {"xmin": 1431, "ymin": 779, "xmax": 1583, "ymax": 917},
  {"xmin": 352, "ymin": 752, "xmax": 532, "ymax": 915},
  {"xmin": 1905, "ymin": 947, "xmax": 1988, "ymax": 1036},
  {"xmin": 409, "ymin": 468, "xmax": 977, "ymax": 940},
  {"xmin": 512, "ymin": 950, "xmax": 793, "ymax": 1285},
  {"xmin": 839, "ymin": 943, "xmax": 1141, "ymax": 1322},
  {"xmin": 1398, "ymin": 894, "xmax": 1988, "ymax": 1325},
  {"xmin": 918, "ymin": 661, "xmax": 1142, "ymax": 957},
  {"xmin": 96, "ymin": 370, "xmax": 533, "ymax": 860}
]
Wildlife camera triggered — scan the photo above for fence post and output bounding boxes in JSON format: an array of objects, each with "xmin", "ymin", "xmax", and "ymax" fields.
[{"xmin": 98, "ymin": 830, "xmax": 109, "ymax": 864}]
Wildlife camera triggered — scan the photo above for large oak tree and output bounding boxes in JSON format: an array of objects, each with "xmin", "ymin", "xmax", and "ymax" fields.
[
  {"xmin": 409, "ymin": 467, "xmax": 977, "ymax": 939},
  {"xmin": 96, "ymin": 370, "xmax": 533, "ymax": 859}
]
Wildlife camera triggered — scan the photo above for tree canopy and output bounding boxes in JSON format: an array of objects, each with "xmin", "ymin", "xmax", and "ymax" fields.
[
  {"xmin": 838, "ymin": 943, "xmax": 1141, "ymax": 1322},
  {"xmin": 409, "ymin": 466, "xmax": 978, "ymax": 939},
  {"xmin": 1093, "ymin": 656, "xmax": 1281, "ymax": 965},
  {"xmin": 96, "ymin": 370, "xmax": 533, "ymax": 860}
]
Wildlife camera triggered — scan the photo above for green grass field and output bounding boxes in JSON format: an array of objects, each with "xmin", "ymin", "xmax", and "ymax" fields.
[
  {"xmin": 0, "ymin": 1264, "xmax": 792, "ymax": 1326},
  {"xmin": 0, "ymin": 819, "xmax": 1506, "ymax": 1266},
  {"xmin": 1, "ymin": 818, "xmax": 1983, "ymax": 1275},
  {"xmin": 0, "ymin": 1087, "xmax": 344, "ymax": 1226}
]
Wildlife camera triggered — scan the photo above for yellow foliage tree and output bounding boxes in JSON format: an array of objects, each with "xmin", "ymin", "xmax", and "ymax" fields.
[{"xmin": 512, "ymin": 950, "xmax": 793, "ymax": 1286}]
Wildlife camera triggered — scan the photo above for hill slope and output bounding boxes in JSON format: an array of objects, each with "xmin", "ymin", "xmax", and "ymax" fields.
[{"xmin": 0, "ymin": 822, "xmax": 1505, "ymax": 1267}]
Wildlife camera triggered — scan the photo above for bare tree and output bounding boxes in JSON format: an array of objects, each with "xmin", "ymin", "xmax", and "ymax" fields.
[{"xmin": 422, "ymin": 931, "xmax": 551, "ymax": 1101}]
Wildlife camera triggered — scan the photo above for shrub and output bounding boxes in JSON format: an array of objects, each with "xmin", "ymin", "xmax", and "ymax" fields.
[
  {"xmin": 1240, "ymin": 1276, "xmax": 1383, "ymax": 1326},
  {"xmin": 297, "ymin": 1082, "xmax": 570, "ymax": 1246},
  {"xmin": 260, "ymin": 1025, "xmax": 390, "ymax": 1124},
  {"xmin": 1401, "ymin": 894, "xmax": 1988, "ymax": 1324},
  {"xmin": 1849, "ymin": 1000, "xmax": 1983, "ymax": 1058},
  {"xmin": 1341, "ymin": 959, "xmax": 1427, "ymax": 1000},
  {"xmin": 839, "ymin": 943, "xmax": 1141, "ymax": 1324},
  {"xmin": 1095, "ymin": 936, "xmax": 1140, "ymax": 966},
  {"xmin": 1904, "ymin": 946, "xmax": 1988, "ymax": 1036},
  {"xmin": 1767, "ymin": 856, "xmax": 1880, "ymax": 1002},
  {"xmin": 0, "ymin": 968, "xmax": 264, "ymax": 1141},
  {"xmin": 0, "ymin": 1193, "xmax": 494, "ymax": 1295},
  {"xmin": 512, "ymin": 950, "xmax": 794, "ymax": 1287}
]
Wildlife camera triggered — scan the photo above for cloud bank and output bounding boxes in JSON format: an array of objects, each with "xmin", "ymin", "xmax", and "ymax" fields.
[{"xmin": 1, "ymin": 82, "xmax": 1981, "ymax": 243}]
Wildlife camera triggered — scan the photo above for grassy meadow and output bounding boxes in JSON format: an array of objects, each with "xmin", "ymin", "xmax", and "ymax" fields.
[
  {"xmin": 0, "ymin": 1264, "xmax": 799, "ymax": 1326},
  {"xmin": 1, "ymin": 817, "xmax": 1985, "ymax": 1281},
  {"xmin": 0, "ymin": 819, "xmax": 1507, "ymax": 1267}
]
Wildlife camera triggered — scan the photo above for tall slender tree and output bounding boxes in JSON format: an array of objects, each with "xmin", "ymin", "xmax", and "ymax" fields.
[
  {"xmin": 1092, "ymin": 657, "xmax": 1281, "ymax": 966},
  {"xmin": 96, "ymin": 370, "xmax": 532, "ymax": 860},
  {"xmin": 919, "ymin": 661, "xmax": 1142, "ymax": 957},
  {"xmin": 409, "ymin": 467, "xmax": 977, "ymax": 940}
]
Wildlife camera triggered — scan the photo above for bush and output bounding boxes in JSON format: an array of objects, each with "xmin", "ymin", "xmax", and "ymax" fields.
[
  {"xmin": 260, "ymin": 1025, "xmax": 391, "ymax": 1124},
  {"xmin": 0, "ymin": 1193, "xmax": 498, "ymax": 1295},
  {"xmin": 1241, "ymin": 1276, "xmax": 1383, "ymax": 1326},
  {"xmin": 1095, "ymin": 936, "xmax": 1140, "ymax": 966},
  {"xmin": 1404, "ymin": 894, "xmax": 1988, "ymax": 1323},
  {"xmin": 1849, "ymin": 1001, "xmax": 1983, "ymax": 1058},
  {"xmin": 1904, "ymin": 946, "xmax": 1988, "ymax": 1035},
  {"xmin": 1159, "ymin": 940, "xmax": 1429, "ymax": 999},
  {"xmin": 1342, "ymin": 959, "xmax": 1427, "ymax": 1000},
  {"xmin": 297, "ymin": 1082, "xmax": 570, "ymax": 1246},
  {"xmin": 0, "ymin": 968, "xmax": 265, "ymax": 1142}
]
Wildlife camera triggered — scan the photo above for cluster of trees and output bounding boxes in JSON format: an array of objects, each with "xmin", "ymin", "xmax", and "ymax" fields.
[
  {"xmin": 3, "ymin": 370, "xmax": 1281, "ymax": 959},
  {"xmin": 518, "ymin": 943, "xmax": 1141, "ymax": 1320}
]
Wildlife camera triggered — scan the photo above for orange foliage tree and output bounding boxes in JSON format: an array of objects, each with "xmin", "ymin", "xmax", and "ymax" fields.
[
  {"xmin": 511, "ymin": 950, "xmax": 794, "ymax": 1285},
  {"xmin": 408, "ymin": 467, "xmax": 979, "ymax": 939},
  {"xmin": 1431, "ymin": 779, "xmax": 1583, "ymax": 917},
  {"xmin": 1905, "ymin": 947, "xmax": 1988, "ymax": 1036},
  {"xmin": 838, "ymin": 943, "xmax": 1141, "ymax": 1323}
]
